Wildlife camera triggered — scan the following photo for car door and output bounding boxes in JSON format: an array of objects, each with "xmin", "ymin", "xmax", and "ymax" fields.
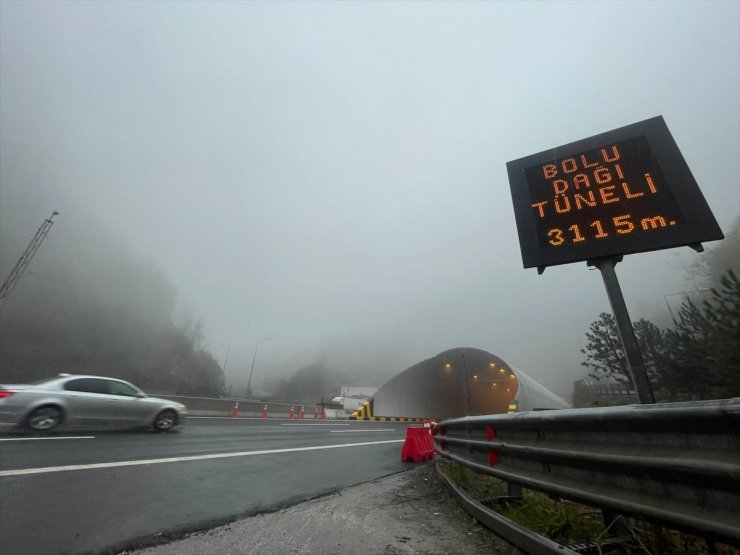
[
  {"xmin": 62, "ymin": 378, "xmax": 117, "ymax": 424},
  {"xmin": 102, "ymin": 379, "xmax": 154, "ymax": 424}
]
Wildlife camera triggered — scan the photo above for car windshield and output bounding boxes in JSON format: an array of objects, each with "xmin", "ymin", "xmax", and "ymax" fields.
[{"xmin": 0, "ymin": 3, "xmax": 738, "ymax": 555}]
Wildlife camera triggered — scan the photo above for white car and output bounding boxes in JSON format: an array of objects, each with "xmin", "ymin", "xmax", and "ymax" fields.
[{"xmin": 0, "ymin": 374, "xmax": 187, "ymax": 432}]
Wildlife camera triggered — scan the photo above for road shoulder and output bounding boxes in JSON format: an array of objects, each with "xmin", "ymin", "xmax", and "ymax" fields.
[{"xmin": 126, "ymin": 464, "xmax": 521, "ymax": 555}]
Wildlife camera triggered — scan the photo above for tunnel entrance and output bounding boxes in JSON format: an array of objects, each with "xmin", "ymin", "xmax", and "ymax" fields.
[{"xmin": 359, "ymin": 347, "xmax": 567, "ymax": 420}]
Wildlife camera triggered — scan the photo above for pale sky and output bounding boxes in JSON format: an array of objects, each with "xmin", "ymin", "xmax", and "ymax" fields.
[{"xmin": 1, "ymin": 1, "xmax": 738, "ymax": 399}]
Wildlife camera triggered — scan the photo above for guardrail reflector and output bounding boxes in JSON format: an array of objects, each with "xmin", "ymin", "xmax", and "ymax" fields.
[{"xmin": 486, "ymin": 424, "xmax": 496, "ymax": 440}]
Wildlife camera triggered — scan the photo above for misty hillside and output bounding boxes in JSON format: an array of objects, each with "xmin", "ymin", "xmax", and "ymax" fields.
[{"xmin": 0, "ymin": 187, "xmax": 224, "ymax": 394}]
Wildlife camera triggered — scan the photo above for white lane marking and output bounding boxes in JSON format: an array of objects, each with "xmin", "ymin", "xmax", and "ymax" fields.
[
  {"xmin": 0, "ymin": 436, "xmax": 95, "ymax": 442},
  {"xmin": 188, "ymin": 417, "xmax": 353, "ymax": 423},
  {"xmin": 280, "ymin": 423, "xmax": 350, "ymax": 426},
  {"xmin": 0, "ymin": 439, "xmax": 405, "ymax": 477},
  {"xmin": 329, "ymin": 430, "xmax": 395, "ymax": 433},
  {"xmin": 188, "ymin": 417, "xmax": 288, "ymax": 420}
]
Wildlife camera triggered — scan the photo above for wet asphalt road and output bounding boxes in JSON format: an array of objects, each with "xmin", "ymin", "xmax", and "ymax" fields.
[{"xmin": 0, "ymin": 418, "xmax": 409, "ymax": 555}]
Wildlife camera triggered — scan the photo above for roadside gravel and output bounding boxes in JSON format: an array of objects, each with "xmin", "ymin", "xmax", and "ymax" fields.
[{"xmin": 127, "ymin": 464, "xmax": 522, "ymax": 554}]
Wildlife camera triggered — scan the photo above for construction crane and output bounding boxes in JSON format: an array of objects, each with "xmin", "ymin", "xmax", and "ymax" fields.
[{"xmin": 0, "ymin": 211, "xmax": 59, "ymax": 308}]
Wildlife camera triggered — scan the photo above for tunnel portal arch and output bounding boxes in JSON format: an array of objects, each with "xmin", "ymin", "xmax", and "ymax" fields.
[{"xmin": 355, "ymin": 347, "xmax": 569, "ymax": 420}]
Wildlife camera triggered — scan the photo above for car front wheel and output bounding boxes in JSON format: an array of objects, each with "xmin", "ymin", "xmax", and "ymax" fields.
[
  {"xmin": 26, "ymin": 406, "xmax": 63, "ymax": 431},
  {"xmin": 153, "ymin": 409, "xmax": 177, "ymax": 431}
]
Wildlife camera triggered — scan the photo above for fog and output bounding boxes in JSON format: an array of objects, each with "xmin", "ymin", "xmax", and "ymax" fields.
[{"xmin": 1, "ymin": 1, "xmax": 738, "ymax": 400}]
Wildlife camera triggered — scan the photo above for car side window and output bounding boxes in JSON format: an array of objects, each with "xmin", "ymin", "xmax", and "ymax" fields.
[
  {"xmin": 106, "ymin": 380, "xmax": 140, "ymax": 397},
  {"xmin": 64, "ymin": 378, "xmax": 107, "ymax": 394}
]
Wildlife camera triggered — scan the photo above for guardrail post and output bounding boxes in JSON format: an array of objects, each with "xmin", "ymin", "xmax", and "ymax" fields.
[
  {"xmin": 507, "ymin": 482, "xmax": 523, "ymax": 499},
  {"xmin": 602, "ymin": 510, "xmax": 632, "ymax": 538}
]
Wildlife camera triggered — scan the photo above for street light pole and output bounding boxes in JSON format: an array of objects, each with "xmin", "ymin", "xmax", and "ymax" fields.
[
  {"xmin": 460, "ymin": 353, "xmax": 472, "ymax": 415},
  {"xmin": 246, "ymin": 337, "xmax": 271, "ymax": 396},
  {"xmin": 219, "ymin": 343, "xmax": 231, "ymax": 397},
  {"xmin": 664, "ymin": 289, "xmax": 711, "ymax": 321}
]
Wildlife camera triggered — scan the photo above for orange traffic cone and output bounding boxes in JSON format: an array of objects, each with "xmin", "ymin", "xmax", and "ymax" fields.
[
  {"xmin": 299, "ymin": 406, "xmax": 305, "ymax": 419},
  {"xmin": 261, "ymin": 404, "xmax": 268, "ymax": 419},
  {"xmin": 312, "ymin": 407, "xmax": 318, "ymax": 420},
  {"xmin": 288, "ymin": 406, "xmax": 294, "ymax": 419},
  {"xmin": 230, "ymin": 402, "xmax": 239, "ymax": 418}
]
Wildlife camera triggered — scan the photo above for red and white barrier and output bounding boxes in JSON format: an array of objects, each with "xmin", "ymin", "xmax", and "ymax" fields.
[{"xmin": 401, "ymin": 426, "xmax": 435, "ymax": 463}]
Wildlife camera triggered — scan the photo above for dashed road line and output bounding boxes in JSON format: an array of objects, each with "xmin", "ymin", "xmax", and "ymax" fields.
[
  {"xmin": 0, "ymin": 439, "xmax": 405, "ymax": 477},
  {"xmin": 280, "ymin": 423, "xmax": 350, "ymax": 426}
]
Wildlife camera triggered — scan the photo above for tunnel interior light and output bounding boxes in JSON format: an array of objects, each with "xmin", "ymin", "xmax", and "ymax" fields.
[
  {"xmin": 473, "ymin": 374, "xmax": 478, "ymax": 379},
  {"xmin": 489, "ymin": 362, "xmax": 496, "ymax": 368},
  {"xmin": 500, "ymin": 368, "xmax": 505, "ymax": 373},
  {"xmin": 444, "ymin": 363, "xmax": 451, "ymax": 369},
  {"xmin": 510, "ymin": 374, "xmax": 516, "ymax": 379}
]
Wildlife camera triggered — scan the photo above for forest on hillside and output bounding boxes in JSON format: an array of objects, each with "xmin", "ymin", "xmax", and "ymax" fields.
[{"xmin": 0, "ymin": 210, "xmax": 224, "ymax": 395}]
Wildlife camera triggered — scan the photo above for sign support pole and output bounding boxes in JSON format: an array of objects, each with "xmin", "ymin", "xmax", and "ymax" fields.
[{"xmin": 588, "ymin": 256, "xmax": 656, "ymax": 404}]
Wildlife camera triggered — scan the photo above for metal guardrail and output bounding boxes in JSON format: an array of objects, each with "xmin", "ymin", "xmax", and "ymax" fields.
[
  {"xmin": 435, "ymin": 462, "xmax": 582, "ymax": 555},
  {"xmin": 433, "ymin": 398, "xmax": 740, "ymax": 548},
  {"xmin": 154, "ymin": 395, "xmax": 337, "ymax": 417}
]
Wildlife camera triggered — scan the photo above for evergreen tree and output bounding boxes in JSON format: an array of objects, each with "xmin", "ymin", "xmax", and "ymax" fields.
[
  {"xmin": 581, "ymin": 271, "xmax": 739, "ymax": 401},
  {"xmin": 580, "ymin": 314, "xmax": 666, "ymax": 387},
  {"xmin": 580, "ymin": 313, "xmax": 626, "ymax": 383},
  {"xmin": 659, "ymin": 271, "xmax": 740, "ymax": 399}
]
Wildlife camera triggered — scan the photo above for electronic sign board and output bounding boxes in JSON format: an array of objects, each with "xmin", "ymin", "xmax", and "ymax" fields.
[{"xmin": 507, "ymin": 116, "xmax": 723, "ymax": 270}]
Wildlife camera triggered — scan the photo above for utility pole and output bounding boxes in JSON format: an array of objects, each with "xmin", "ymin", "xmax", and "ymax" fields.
[
  {"xmin": 219, "ymin": 343, "xmax": 231, "ymax": 374},
  {"xmin": 0, "ymin": 211, "xmax": 59, "ymax": 309}
]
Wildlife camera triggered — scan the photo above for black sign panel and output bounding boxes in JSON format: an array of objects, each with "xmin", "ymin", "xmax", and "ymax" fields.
[{"xmin": 506, "ymin": 116, "xmax": 724, "ymax": 270}]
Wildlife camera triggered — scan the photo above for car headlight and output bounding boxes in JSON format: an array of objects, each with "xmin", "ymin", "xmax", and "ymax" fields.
[{"xmin": 177, "ymin": 403, "xmax": 187, "ymax": 409}]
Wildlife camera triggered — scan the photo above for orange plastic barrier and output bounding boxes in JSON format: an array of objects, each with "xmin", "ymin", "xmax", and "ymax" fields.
[{"xmin": 401, "ymin": 426, "xmax": 435, "ymax": 463}]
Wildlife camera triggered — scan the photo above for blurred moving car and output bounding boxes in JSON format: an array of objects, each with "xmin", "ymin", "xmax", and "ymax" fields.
[{"xmin": 0, "ymin": 374, "xmax": 187, "ymax": 432}]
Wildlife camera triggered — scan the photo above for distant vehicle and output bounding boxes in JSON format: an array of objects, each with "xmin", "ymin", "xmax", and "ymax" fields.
[{"xmin": 0, "ymin": 374, "xmax": 187, "ymax": 432}]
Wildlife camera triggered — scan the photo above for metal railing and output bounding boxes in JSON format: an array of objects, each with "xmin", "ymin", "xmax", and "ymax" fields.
[{"xmin": 433, "ymin": 398, "xmax": 740, "ymax": 548}]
